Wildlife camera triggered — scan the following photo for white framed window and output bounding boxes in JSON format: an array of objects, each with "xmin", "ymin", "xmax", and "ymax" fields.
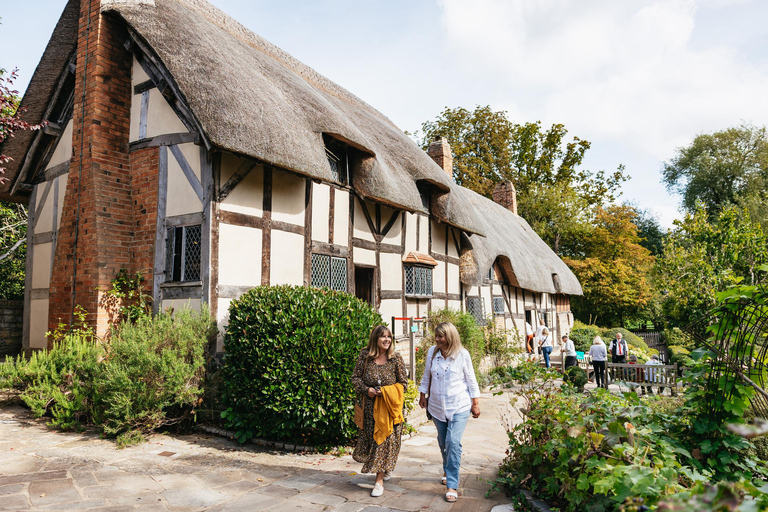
[
  {"xmin": 165, "ymin": 224, "xmax": 201, "ymax": 282},
  {"xmin": 493, "ymin": 296, "xmax": 505, "ymax": 315},
  {"xmin": 466, "ymin": 297, "xmax": 486, "ymax": 325},
  {"xmin": 405, "ymin": 265, "xmax": 432, "ymax": 297},
  {"xmin": 311, "ymin": 254, "xmax": 347, "ymax": 291}
]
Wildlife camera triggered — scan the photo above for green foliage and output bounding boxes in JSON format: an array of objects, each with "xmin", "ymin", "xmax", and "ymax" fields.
[
  {"xmin": 563, "ymin": 365, "xmax": 588, "ymax": 392},
  {"xmin": 653, "ymin": 480, "xmax": 768, "ymax": 511},
  {"xmin": 220, "ymin": 285, "xmax": 381, "ymax": 446},
  {"xmin": 403, "ymin": 380, "xmax": 419, "ymax": 418},
  {"xmin": 0, "ymin": 201, "xmax": 27, "ymax": 300},
  {"xmin": 484, "ymin": 318, "xmax": 520, "ymax": 367},
  {"xmin": 100, "ymin": 268, "xmax": 152, "ymax": 325},
  {"xmin": 570, "ymin": 322, "xmax": 602, "ymax": 352},
  {"xmin": 668, "ymin": 345, "xmax": 691, "ymax": 357},
  {"xmin": 601, "ymin": 328, "xmax": 646, "ymax": 350},
  {"xmin": 662, "ymin": 123, "xmax": 768, "ymax": 230},
  {"xmin": 663, "ymin": 327, "xmax": 696, "ymax": 351},
  {"xmin": 488, "ymin": 359, "xmax": 550, "ymax": 386},
  {"xmin": 655, "ymin": 205, "xmax": 768, "ymax": 331},
  {"xmin": 0, "ymin": 308, "xmax": 213, "ymax": 444}
]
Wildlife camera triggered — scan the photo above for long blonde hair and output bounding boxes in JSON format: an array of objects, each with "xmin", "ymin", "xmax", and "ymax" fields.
[
  {"xmin": 592, "ymin": 336, "xmax": 604, "ymax": 345},
  {"xmin": 366, "ymin": 325, "xmax": 395, "ymax": 359},
  {"xmin": 434, "ymin": 322, "xmax": 463, "ymax": 359}
]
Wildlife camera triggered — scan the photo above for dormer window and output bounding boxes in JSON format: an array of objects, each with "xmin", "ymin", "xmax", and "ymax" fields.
[{"xmin": 323, "ymin": 135, "xmax": 350, "ymax": 186}]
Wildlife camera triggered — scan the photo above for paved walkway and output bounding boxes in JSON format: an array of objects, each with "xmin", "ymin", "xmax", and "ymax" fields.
[{"xmin": 0, "ymin": 389, "xmax": 521, "ymax": 511}]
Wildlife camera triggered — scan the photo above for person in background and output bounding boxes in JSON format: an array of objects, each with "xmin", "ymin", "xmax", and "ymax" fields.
[
  {"xmin": 562, "ymin": 334, "xmax": 577, "ymax": 369},
  {"xmin": 588, "ymin": 336, "xmax": 608, "ymax": 389},
  {"xmin": 525, "ymin": 321, "xmax": 535, "ymax": 357},
  {"xmin": 535, "ymin": 317, "xmax": 546, "ymax": 354},
  {"xmin": 418, "ymin": 322, "xmax": 481, "ymax": 503},
  {"xmin": 351, "ymin": 325, "xmax": 408, "ymax": 497},
  {"xmin": 609, "ymin": 332, "xmax": 629, "ymax": 364},
  {"xmin": 539, "ymin": 327, "xmax": 553, "ymax": 368},
  {"xmin": 645, "ymin": 354, "xmax": 665, "ymax": 395},
  {"xmin": 628, "ymin": 354, "xmax": 644, "ymax": 393}
]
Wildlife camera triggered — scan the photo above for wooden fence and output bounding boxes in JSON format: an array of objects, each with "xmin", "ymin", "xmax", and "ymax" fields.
[
  {"xmin": 576, "ymin": 360, "xmax": 679, "ymax": 394},
  {"xmin": 632, "ymin": 330, "xmax": 668, "ymax": 362}
]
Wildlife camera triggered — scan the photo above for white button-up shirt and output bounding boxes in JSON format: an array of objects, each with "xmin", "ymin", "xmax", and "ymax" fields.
[{"xmin": 418, "ymin": 346, "xmax": 481, "ymax": 421}]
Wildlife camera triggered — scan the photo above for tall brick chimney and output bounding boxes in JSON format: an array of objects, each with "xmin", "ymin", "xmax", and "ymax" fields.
[
  {"xmin": 48, "ymin": 0, "xmax": 135, "ymax": 339},
  {"xmin": 427, "ymin": 136, "xmax": 453, "ymax": 179},
  {"xmin": 492, "ymin": 181, "xmax": 518, "ymax": 215}
]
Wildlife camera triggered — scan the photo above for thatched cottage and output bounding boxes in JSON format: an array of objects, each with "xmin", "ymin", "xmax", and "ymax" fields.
[{"xmin": 2, "ymin": 0, "xmax": 582, "ymax": 354}]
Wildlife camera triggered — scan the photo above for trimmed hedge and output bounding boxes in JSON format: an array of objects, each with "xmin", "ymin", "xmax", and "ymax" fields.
[
  {"xmin": 663, "ymin": 327, "xmax": 695, "ymax": 351},
  {"xmin": 600, "ymin": 327, "xmax": 647, "ymax": 350},
  {"xmin": 570, "ymin": 322, "xmax": 601, "ymax": 353},
  {"xmin": 220, "ymin": 285, "xmax": 382, "ymax": 446}
]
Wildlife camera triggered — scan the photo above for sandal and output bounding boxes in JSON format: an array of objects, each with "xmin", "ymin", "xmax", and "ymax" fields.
[
  {"xmin": 440, "ymin": 476, "xmax": 447, "ymax": 485},
  {"xmin": 445, "ymin": 490, "xmax": 458, "ymax": 502}
]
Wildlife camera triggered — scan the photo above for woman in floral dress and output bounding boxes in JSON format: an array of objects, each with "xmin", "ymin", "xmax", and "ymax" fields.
[{"xmin": 351, "ymin": 325, "xmax": 408, "ymax": 497}]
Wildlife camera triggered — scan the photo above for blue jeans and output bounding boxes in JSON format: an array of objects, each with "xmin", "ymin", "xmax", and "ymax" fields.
[
  {"xmin": 542, "ymin": 346, "xmax": 553, "ymax": 367},
  {"xmin": 433, "ymin": 410, "xmax": 470, "ymax": 490}
]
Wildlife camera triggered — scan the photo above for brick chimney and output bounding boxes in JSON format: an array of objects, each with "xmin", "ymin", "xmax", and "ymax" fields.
[
  {"xmin": 427, "ymin": 136, "xmax": 453, "ymax": 179},
  {"xmin": 48, "ymin": 0, "xmax": 136, "ymax": 339},
  {"xmin": 492, "ymin": 181, "xmax": 517, "ymax": 215}
]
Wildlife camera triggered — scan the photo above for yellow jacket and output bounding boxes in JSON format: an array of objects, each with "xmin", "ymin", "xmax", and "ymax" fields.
[{"xmin": 373, "ymin": 383, "xmax": 404, "ymax": 445}]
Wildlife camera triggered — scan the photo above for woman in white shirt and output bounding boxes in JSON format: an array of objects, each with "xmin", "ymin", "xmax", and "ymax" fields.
[
  {"xmin": 562, "ymin": 335, "xmax": 577, "ymax": 369},
  {"xmin": 539, "ymin": 327, "xmax": 553, "ymax": 368},
  {"xmin": 418, "ymin": 322, "xmax": 481, "ymax": 503}
]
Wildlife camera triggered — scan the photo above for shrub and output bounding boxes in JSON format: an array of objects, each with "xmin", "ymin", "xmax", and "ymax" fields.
[
  {"xmin": 570, "ymin": 322, "xmax": 601, "ymax": 352},
  {"xmin": 489, "ymin": 359, "xmax": 549, "ymax": 386},
  {"xmin": 668, "ymin": 345, "xmax": 691, "ymax": 357},
  {"xmin": 0, "ymin": 307, "xmax": 214, "ymax": 445},
  {"xmin": 601, "ymin": 328, "xmax": 647, "ymax": 350},
  {"xmin": 220, "ymin": 285, "xmax": 381, "ymax": 446},
  {"xmin": 417, "ymin": 308, "xmax": 486, "ymax": 381},
  {"xmin": 563, "ymin": 365, "xmax": 587, "ymax": 392},
  {"xmin": 663, "ymin": 327, "xmax": 696, "ymax": 351}
]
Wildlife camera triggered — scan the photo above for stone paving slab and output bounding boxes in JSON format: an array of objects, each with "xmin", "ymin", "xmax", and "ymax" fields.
[{"xmin": 0, "ymin": 387, "xmax": 520, "ymax": 511}]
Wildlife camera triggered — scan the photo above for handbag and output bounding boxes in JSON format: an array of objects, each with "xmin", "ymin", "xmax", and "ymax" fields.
[{"xmin": 354, "ymin": 395, "xmax": 365, "ymax": 429}]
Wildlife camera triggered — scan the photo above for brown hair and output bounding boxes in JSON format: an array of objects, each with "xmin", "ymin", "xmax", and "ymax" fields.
[
  {"xmin": 434, "ymin": 322, "xmax": 463, "ymax": 359},
  {"xmin": 366, "ymin": 325, "xmax": 395, "ymax": 359}
]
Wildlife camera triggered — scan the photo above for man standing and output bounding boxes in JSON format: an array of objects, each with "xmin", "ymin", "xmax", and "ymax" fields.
[
  {"xmin": 609, "ymin": 332, "xmax": 628, "ymax": 364},
  {"xmin": 562, "ymin": 335, "xmax": 577, "ymax": 369},
  {"xmin": 525, "ymin": 321, "xmax": 535, "ymax": 357}
]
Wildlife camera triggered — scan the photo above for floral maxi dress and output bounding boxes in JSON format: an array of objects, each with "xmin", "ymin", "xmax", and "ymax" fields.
[{"xmin": 351, "ymin": 349, "xmax": 408, "ymax": 474}]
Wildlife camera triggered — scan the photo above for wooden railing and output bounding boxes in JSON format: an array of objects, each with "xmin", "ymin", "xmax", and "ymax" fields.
[{"xmin": 576, "ymin": 360, "xmax": 679, "ymax": 394}]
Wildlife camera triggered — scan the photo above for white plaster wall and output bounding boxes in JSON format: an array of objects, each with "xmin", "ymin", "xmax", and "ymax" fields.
[
  {"xmin": 379, "ymin": 299, "xmax": 402, "ymax": 330},
  {"xmin": 129, "ymin": 90, "xmax": 141, "ymax": 141},
  {"xmin": 57, "ymin": 175, "xmax": 67, "ymax": 229},
  {"xmin": 311, "ymin": 182, "xmax": 330, "ymax": 242},
  {"xmin": 353, "ymin": 247, "xmax": 376, "ymax": 266},
  {"xmin": 31, "ymin": 243, "xmax": 52, "ymax": 289},
  {"xmin": 447, "ymin": 228, "xmax": 459, "ymax": 258},
  {"xmin": 166, "ymin": 143, "xmax": 202, "ymax": 217},
  {"xmin": 270, "ymin": 231, "xmax": 304, "ymax": 286},
  {"xmin": 353, "ymin": 200, "xmax": 375, "ymax": 242},
  {"xmin": 47, "ymin": 120, "xmax": 73, "ymax": 169},
  {"xmin": 481, "ymin": 286, "xmax": 493, "ymax": 320},
  {"xmin": 218, "ymin": 223, "xmax": 262, "ymax": 287},
  {"xmin": 447, "ymin": 263, "xmax": 460, "ymax": 294},
  {"xmin": 431, "ymin": 298, "xmax": 445, "ymax": 311},
  {"xmin": 334, "ymin": 189, "xmax": 350, "ymax": 245},
  {"xmin": 406, "ymin": 301, "xmax": 419, "ymax": 319},
  {"xmin": 404, "ymin": 213, "xmax": 417, "ymax": 252},
  {"xmin": 29, "ymin": 299, "xmax": 49, "ymax": 350},
  {"xmin": 433, "ymin": 261, "xmax": 446, "ymax": 294},
  {"xmin": 379, "ymin": 253, "xmax": 402, "ymax": 291},
  {"xmin": 431, "ymin": 220, "xmax": 446, "ymax": 255},
  {"xmin": 162, "ymin": 298, "xmax": 202, "ymax": 312},
  {"xmin": 146, "ymin": 88, "xmax": 188, "ymax": 138},
  {"xmin": 219, "ymin": 156, "xmax": 264, "ymax": 217},
  {"xmin": 448, "ymin": 300, "xmax": 461, "ymax": 311},
  {"xmin": 271, "ymin": 170, "xmax": 305, "ymax": 226},
  {"xmin": 419, "ymin": 215, "xmax": 429, "ymax": 253},
  {"xmin": 34, "ymin": 185, "xmax": 54, "ymax": 234},
  {"xmin": 381, "ymin": 207, "xmax": 401, "ymax": 245},
  {"xmin": 466, "ymin": 285, "xmax": 480, "ymax": 297},
  {"xmin": 132, "ymin": 56, "xmax": 149, "ymax": 86}
]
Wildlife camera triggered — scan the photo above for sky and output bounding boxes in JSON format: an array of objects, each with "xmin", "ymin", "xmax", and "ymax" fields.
[{"xmin": 2, "ymin": 0, "xmax": 767, "ymax": 228}]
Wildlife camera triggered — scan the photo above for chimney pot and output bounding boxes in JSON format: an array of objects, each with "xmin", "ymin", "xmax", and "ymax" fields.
[
  {"xmin": 427, "ymin": 137, "xmax": 453, "ymax": 179},
  {"xmin": 492, "ymin": 181, "xmax": 518, "ymax": 215}
]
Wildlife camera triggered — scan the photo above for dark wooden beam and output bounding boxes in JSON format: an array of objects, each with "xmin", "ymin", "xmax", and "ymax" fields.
[
  {"xmin": 218, "ymin": 159, "xmax": 256, "ymax": 201},
  {"xmin": 219, "ymin": 210, "xmax": 263, "ymax": 230},
  {"xmin": 129, "ymin": 132, "xmax": 197, "ymax": 152}
]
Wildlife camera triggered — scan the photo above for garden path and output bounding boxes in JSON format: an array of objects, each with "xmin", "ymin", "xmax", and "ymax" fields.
[{"xmin": 0, "ymin": 388, "xmax": 521, "ymax": 511}]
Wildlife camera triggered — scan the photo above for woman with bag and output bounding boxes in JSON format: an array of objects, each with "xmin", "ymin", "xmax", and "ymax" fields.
[
  {"xmin": 417, "ymin": 322, "xmax": 481, "ymax": 503},
  {"xmin": 351, "ymin": 325, "xmax": 408, "ymax": 497},
  {"xmin": 539, "ymin": 327, "xmax": 553, "ymax": 368}
]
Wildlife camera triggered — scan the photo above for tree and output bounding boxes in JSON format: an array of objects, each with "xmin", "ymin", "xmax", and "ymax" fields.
[
  {"xmin": 654, "ymin": 204, "xmax": 768, "ymax": 331},
  {"xmin": 415, "ymin": 106, "xmax": 627, "ymax": 255},
  {"xmin": 629, "ymin": 204, "xmax": 666, "ymax": 256},
  {"xmin": 564, "ymin": 205, "xmax": 654, "ymax": 326},
  {"xmin": 662, "ymin": 124, "xmax": 768, "ymax": 228}
]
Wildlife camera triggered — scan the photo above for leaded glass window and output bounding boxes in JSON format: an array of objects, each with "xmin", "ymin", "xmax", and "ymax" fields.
[
  {"xmin": 165, "ymin": 224, "xmax": 202, "ymax": 282},
  {"xmin": 311, "ymin": 254, "xmax": 347, "ymax": 292},
  {"xmin": 405, "ymin": 266, "xmax": 432, "ymax": 297},
  {"xmin": 493, "ymin": 296, "xmax": 505, "ymax": 315},
  {"xmin": 466, "ymin": 297, "xmax": 486, "ymax": 325}
]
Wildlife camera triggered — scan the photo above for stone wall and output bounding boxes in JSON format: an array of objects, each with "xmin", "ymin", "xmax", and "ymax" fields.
[{"xmin": 0, "ymin": 300, "xmax": 23, "ymax": 357}]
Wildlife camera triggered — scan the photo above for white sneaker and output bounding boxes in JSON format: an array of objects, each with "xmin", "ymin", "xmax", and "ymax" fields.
[
  {"xmin": 383, "ymin": 471, "xmax": 392, "ymax": 481},
  {"xmin": 371, "ymin": 482, "xmax": 384, "ymax": 497}
]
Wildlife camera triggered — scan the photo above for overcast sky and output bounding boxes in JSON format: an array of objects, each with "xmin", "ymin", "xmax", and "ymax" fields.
[{"xmin": 3, "ymin": 0, "xmax": 767, "ymax": 228}]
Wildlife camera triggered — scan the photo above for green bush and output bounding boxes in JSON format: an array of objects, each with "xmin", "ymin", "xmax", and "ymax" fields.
[
  {"xmin": 488, "ymin": 359, "xmax": 549, "ymax": 386},
  {"xmin": 563, "ymin": 365, "xmax": 587, "ymax": 392},
  {"xmin": 601, "ymin": 328, "xmax": 647, "ymax": 350},
  {"xmin": 668, "ymin": 345, "xmax": 691, "ymax": 357},
  {"xmin": 220, "ymin": 285, "xmax": 381, "ymax": 446},
  {"xmin": 663, "ymin": 327, "xmax": 696, "ymax": 351},
  {"xmin": 416, "ymin": 308, "xmax": 486, "ymax": 382},
  {"xmin": 570, "ymin": 322, "xmax": 601, "ymax": 352},
  {"xmin": 0, "ymin": 308, "xmax": 214, "ymax": 445}
]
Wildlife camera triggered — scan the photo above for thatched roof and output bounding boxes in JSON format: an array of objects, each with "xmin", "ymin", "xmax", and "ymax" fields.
[
  {"xmin": 0, "ymin": 0, "xmax": 79, "ymax": 201},
  {"xmin": 4, "ymin": 0, "xmax": 582, "ymax": 295}
]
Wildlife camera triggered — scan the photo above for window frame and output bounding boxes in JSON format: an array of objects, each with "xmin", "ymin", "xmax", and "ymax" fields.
[
  {"xmin": 310, "ymin": 253, "xmax": 348, "ymax": 292},
  {"xmin": 165, "ymin": 223, "xmax": 202, "ymax": 283},
  {"xmin": 404, "ymin": 264, "xmax": 433, "ymax": 298}
]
